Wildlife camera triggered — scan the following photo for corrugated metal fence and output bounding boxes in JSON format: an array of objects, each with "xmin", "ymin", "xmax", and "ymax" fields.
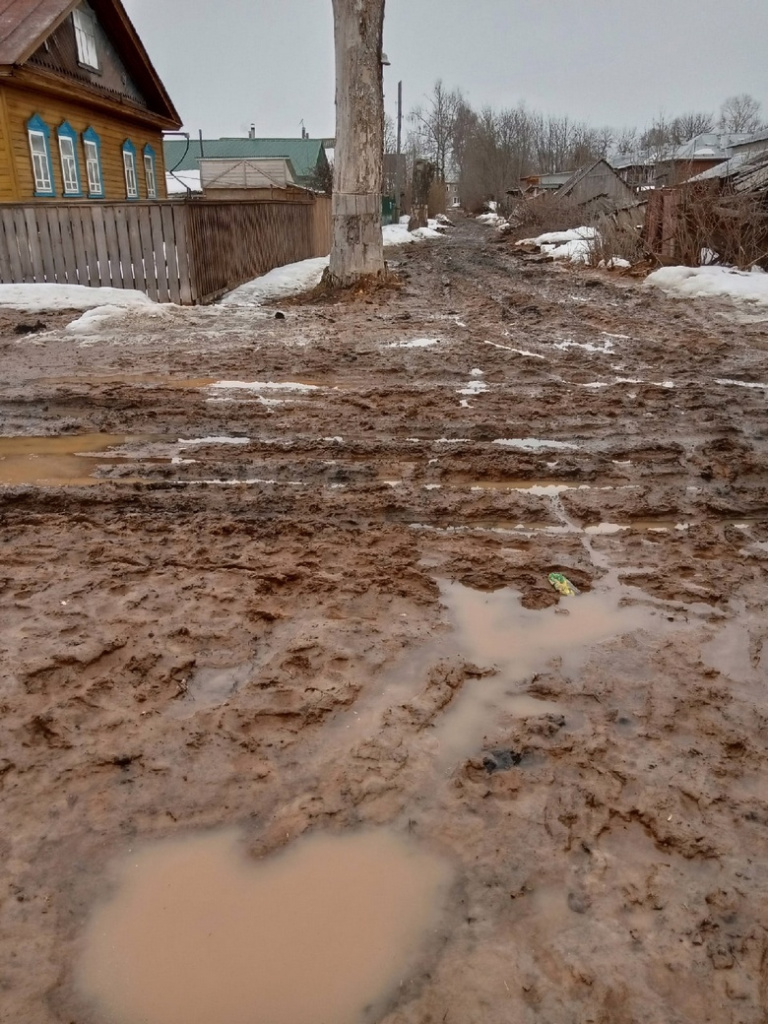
[{"xmin": 0, "ymin": 196, "xmax": 332, "ymax": 304}]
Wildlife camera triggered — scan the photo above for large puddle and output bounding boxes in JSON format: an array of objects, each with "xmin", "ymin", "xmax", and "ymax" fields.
[
  {"xmin": 0, "ymin": 434, "xmax": 145, "ymax": 486},
  {"xmin": 75, "ymin": 828, "xmax": 451, "ymax": 1024},
  {"xmin": 435, "ymin": 579, "xmax": 663, "ymax": 764}
]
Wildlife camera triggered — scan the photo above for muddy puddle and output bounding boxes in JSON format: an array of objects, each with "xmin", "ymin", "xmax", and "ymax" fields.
[
  {"xmin": 75, "ymin": 829, "xmax": 451, "ymax": 1024},
  {"xmin": 434, "ymin": 579, "xmax": 664, "ymax": 764},
  {"xmin": 0, "ymin": 434, "xmax": 149, "ymax": 486},
  {"xmin": 168, "ymin": 661, "xmax": 256, "ymax": 717}
]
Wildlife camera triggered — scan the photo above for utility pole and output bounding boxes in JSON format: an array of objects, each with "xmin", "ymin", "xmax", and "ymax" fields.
[
  {"xmin": 327, "ymin": 0, "xmax": 386, "ymax": 288},
  {"xmin": 395, "ymin": 80, "xmax": 402, "ymax": 221}
]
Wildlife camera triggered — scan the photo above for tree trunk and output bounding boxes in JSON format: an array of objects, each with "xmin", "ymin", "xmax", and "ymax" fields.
[{"xmin": 328, "ymin": 0, "xmax": 385, "ymax": 287}]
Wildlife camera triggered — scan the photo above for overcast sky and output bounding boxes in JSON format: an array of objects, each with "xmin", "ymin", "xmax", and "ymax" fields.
[{"xmin": 123, "ymin": 0, "xmax": 768, "ymax": 140}]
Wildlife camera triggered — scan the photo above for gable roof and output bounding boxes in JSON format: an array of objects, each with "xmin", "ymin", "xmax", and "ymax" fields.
[
  {"xmin": 556, "ymin": 159, "xmax": 633, "ymax": 198},
  {"xmin": 0, "ymin": 0, "xmax": 180, "ymax": 127},
  {"xmin": 164, "ymin": 137, "xmax": 328, "ymax": 183}
]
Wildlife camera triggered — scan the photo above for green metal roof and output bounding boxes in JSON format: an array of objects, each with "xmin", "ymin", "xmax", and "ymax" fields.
[{"xmin": 163, "ymin": 137, "xmax": 328, "ymax": 183}]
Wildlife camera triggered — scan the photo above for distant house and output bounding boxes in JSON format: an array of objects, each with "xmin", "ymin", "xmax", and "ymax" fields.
[
  {"xmin": 520, "ymin": 171, "xmax": 573, "ymax": 197},
  {"xmin": 654, "ymin": 133, "xmax": 752, "ymax": 188},
  {"xmin": 555, "ymin": 159, "xmax": 635, "ymax": 214},
  {"xmin": 612, "ymin": 153, "xmax": 655, "ymax": 191},
  {"xmin": 684, "ymin": 128, "xmax": 768, "ymax": 191},
  {"xmin": 445, "ymin": 180, "xmax": 460, "ymax": 209},
  {"xmin": 164, "ymin": 135, "xmax": 331, "ymax": 191},
  {"xmin": 0, "ymin": 0, "xmax": 181, "ymax": 202}
]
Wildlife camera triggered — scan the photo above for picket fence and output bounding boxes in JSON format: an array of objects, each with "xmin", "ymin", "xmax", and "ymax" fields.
[{"xmin": 0, "ymin": 195, "xmax": 332, "ymax": 305}]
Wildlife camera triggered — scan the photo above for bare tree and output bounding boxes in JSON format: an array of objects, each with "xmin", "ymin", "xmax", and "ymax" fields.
[
  {"xmin": 671, "ymin": 111, "xmax": 714, "ymax": 143},
  {"xmin": 328, "ymin": 0, "xmax": 386, "ymax": 288},
  {"xmin": 409, "ymin": 80, "xmax": 462, "ymax": 182},
  {"xmin": 719, "ymin": 94, "xmax": 763, "ymax": 133}
]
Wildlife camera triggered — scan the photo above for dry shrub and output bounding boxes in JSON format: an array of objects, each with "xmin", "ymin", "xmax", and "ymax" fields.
[
  {"xmin": 645, "ymin": 183, "xmax": 768, "ymax": 269},
  {"xmin": 508, "ymin": 194, "xmax": 589, "ymax": 240},
  {"xmin": 676, "ymin": 185, "xmax": 768, "ymax": 269},
  {"xmin": 586, "ymin": 215, "xmax": 645, "ymax": 268}
]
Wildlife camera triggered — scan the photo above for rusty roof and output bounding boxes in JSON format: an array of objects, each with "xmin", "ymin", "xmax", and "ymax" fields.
[
  {"xmin": 0, "ymin": 0, "xmax": 79, "ymax": 64},
  {"xmin": 0, "ymin": 0, "xmax": 180, "ymax": 127}
]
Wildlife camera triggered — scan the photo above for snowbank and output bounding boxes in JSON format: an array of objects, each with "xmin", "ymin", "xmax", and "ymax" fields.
[
  {"xmin": 221, "ymin": 256, "xmax": 330, "ymax": 305},
  {"xmin": 477, "ymin": 212, "xmax": 506, "ymax": 228},
  {"xmin": 383, "ymin": 220, "xmax": 446, "ymax": 244},
  {"xmin": 0, "ymin": 283, "xmax": 156, "ymax": 313},
  {"xmin": 517, "ymin": 227, "xmax": 598, "ymax": 264},
  {"xmin": 645, "ymin": 265, "xmax": 768, "ymax": 306},
  {"xmin": 223, "ymin": 221, "xmax": 448, "ymax": 305}
]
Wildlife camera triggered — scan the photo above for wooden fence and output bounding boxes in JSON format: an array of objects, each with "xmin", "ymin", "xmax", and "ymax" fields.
[{"xmin": 0, "ymin": 195, "xmax": 332, "ymax": 305}]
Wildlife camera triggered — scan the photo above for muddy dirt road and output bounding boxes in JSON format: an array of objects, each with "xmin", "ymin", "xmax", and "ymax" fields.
[{"xmin": 1, "ymin": 218, "xmax": 768, "ymax": 1023}]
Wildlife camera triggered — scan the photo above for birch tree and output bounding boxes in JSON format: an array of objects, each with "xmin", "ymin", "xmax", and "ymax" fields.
[{"xmin": 328, "ymin": 0, "xmax": 386, "ymax": 287}]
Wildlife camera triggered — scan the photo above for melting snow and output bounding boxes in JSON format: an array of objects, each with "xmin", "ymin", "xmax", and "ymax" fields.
[
  {"xmin": 493, "ymin": 438, "xmax": 579, "ymax": 451},
  {"xmin": 645, "ymin": 265, "xmax": 768, "ymax": 306}
]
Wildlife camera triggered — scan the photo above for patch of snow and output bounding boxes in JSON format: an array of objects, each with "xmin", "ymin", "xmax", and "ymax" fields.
[
  {"xmin": 599, "ymin": 257, "xmax": 631, "ymax": 270},
  {"xmin": 645, "ymin": 265, "xmax": 768, "ymax": 306},
  {"xmin": 477, "ymin": 212, "xmax": 506, "ymax": 227},
  {"xmin": 517, "ymin": 226, "xmax": 597, "ymax": 264},
  {"xmin": 222, "ymin": 256, "xmax": 329, "ymax": 305},
  {"xmin": 484, "ymin": 340, "xmax": 546, "ymax": 360},
  {"xmin": 458, "ymin": 379, "xmax": 489, "ymax": 395},
  {"xmin": 554, "ymin": 337, "xmax": 614, "ymax": 354},
  {"xmin": 178, "ymin": 436, "xmax": 250, "ymax": 447},
  {"xmin": 0, "ymin": 283, "xmax": 156, "ymax": 313},
  {"xmin": 493, "ymin": 438, "xmax": 579, "ymax": 451},
  {"xmin": 388, "ymin": 337, "xmax": 440, "ymax": 348},
  {"xmin": 520, "ymin": 227, "xmax": 598, "ymax": 246},
  {"xmin": 208, "ymin": 380, "xmax": 319, "ymax": 392},
  {"xmin": 715, "ymin": 378, "xmax": 768, "ymax": 390},
  {"xmin": 470, "ymin": 368, "xmax": 484, "ymax": 376}
]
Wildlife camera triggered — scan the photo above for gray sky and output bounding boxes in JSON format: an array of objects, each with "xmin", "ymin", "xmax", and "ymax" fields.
[{"xmin": 123, "ymin": 0, "xmax": 768, "ymax": 140}]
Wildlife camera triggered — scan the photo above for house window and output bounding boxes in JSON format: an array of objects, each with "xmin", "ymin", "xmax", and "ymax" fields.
[
  {"xmin": 72, "ymin": 8, "xmax": 99, "ymax": 70},
  {"xmin": 27, "ymin": 115, "xmax": 55, "ymax": 196},
  {"xmin": 122, "ymin": 141, "xmax": 138, "ymax": 198},
  {"xmin": 57, "ymin": 122, "xmax": 82, "ymax": 196},
  {"xmin": 143, "ymin": 145, "xmax": 157, "ymax": 198},
  {"xmin": 83, "ymin": 127, "xmax": 103, "ymax": 197}
]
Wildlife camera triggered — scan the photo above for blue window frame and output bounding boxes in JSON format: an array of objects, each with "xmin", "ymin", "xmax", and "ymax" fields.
[
  {"xmin": 82, "ymin": 126, "xmax": 104, "ymax": 197},
  {"xmin": 122, "ymin": 139, "xmax": 138, "ymax": 199},
  {"xmin": 143, "ymin": 143, "xmax": 157, "ymax": 199},
  {"xmin": 57, "ymin": 121, "xmax": 82, "ymax": 197},
  {"xmin": 26, "ymin": 114, "xmax": 55, "ymax": 197}
]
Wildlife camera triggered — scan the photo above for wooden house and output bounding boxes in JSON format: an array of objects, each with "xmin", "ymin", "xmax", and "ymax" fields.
[
  {"xmin": 0, "ymin": 0, "xmax": 182, "ymax": 203},
  {"xmin": 555, "ymin": 160, "xmax": 635, "ymax": 215}
]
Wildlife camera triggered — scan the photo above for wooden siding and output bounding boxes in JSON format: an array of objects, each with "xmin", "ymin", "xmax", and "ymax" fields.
[
  {"xmin": 0, "ymin": 79, "xmax": 167, "ymax": 201},
  {"xmin": 0, "ymin": 91, "xmax": 17, "ymax": 201},
  {"xmin": 0, "ymin": 196, "xmax": 332, "ymax": 304}
]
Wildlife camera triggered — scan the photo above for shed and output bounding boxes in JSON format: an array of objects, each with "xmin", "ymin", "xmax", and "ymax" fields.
[{"xmin": 555, "ymin": 160, "xmax": 635, "ymax": 213}]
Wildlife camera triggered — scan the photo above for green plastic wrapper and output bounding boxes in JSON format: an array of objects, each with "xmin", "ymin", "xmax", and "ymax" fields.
[{"xmin": 548, "ymin": 572, "xmax": 578, "ymax": 597}]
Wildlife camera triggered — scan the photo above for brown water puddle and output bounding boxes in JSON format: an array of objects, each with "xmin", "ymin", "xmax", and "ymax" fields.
[
  {"xmin": 75, "ymin": 828, "xmax": 451, "ymax": 1024},
  {"xmin": 0, "ymin": 434, "xmax": 146, "ymax": 486},
  {"xmin": 434, "ymin": 579, "xmax": 662, "ymax": 765}
]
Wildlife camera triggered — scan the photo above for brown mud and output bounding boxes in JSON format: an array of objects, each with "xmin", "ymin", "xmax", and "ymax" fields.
[{"xmin": 1, "ymin": 217, "xmax": 768, "ymax": 1023}]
